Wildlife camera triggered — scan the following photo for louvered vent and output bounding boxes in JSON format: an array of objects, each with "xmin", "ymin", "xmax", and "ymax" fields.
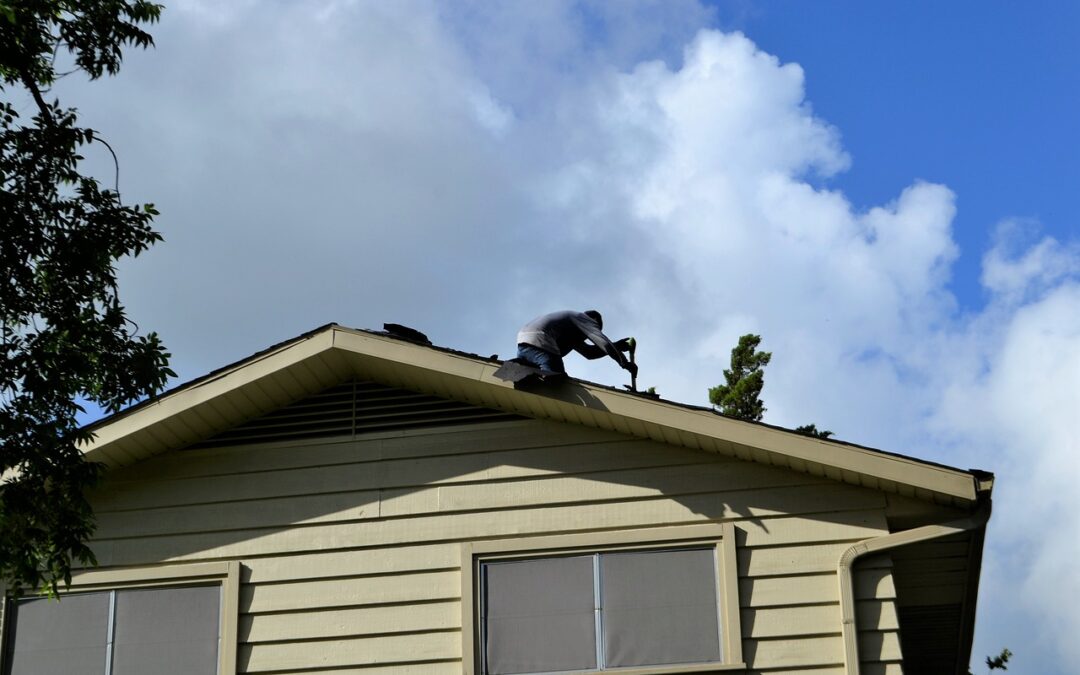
[{"xmin": 188, "ymin": 380, "xmax": 521, "ymax": 449}]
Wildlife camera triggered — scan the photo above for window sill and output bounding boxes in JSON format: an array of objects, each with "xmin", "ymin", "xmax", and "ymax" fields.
[{"xmin": 610, "ymin": 664, "xmax": 748, "ymax": 675}]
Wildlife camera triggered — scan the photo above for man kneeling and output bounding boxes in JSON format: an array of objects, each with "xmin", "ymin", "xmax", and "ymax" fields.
[{"xmin": 515, "ymin": 310, "xmax": 636, "ymax": 379}]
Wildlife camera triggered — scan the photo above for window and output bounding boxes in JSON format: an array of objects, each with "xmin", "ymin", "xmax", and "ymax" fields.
[
  {"xmin": 1, "ymin": 562, "xmax": 239, "ymax": 675},
  {"xmin": 462, "ymin": 524, "xmax": 744, "ymax": 675}
]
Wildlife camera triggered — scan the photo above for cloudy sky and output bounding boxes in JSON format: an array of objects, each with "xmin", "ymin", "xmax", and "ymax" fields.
[{"xmin": 50, "ymin": 1, "xmax": 1080, "ymax": 671}]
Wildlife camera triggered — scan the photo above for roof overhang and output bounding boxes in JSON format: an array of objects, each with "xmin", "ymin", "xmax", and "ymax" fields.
[{"xmin": 83, "ymin": 325, "xmax": 986, "ymax": 508}]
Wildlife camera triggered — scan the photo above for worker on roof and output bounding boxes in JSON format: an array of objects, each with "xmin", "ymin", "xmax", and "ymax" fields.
[{"xmin": 516, "ymin": 310, "xmax": 637, "ymax": 378}]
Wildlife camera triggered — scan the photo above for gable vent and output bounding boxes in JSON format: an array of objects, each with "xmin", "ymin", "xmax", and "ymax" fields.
[{"xmin": 188, "ymin": 380, "xmax": 522, "ymax": 449}]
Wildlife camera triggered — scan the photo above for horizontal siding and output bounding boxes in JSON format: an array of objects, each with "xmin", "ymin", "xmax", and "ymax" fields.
[
  {"xmin": 92, "ymin": 479, "xmax": 879, "ymax": 540},
  {"xmin": 242, "ymin": 601, "xmax": 461, "ymax": 643},
  {"xmin": 84, "ymin": 418, "xmax": 903, "ymax": 673},
  {"xmin": 739, "ymin": 544, "xmax": 891, "ymax": 578},
  {"xmin": 105, "ymin": 421, "xmax": 624, "ymax": 483},
  {"xmin": 240, "ymin": 632, "xmax": 461, "ymax": 672},
  {"xmin": 743, "ymin": 667, "xmax": 902, "ymax": 675},
  {"xmin": 241, "ymin": 544, "xmax": 459, "ymax": 583},
  {"xmin": 742, "ymin": 601, "xmax": 898, "ymax": 638},
  {"xmin": 242, "ymin": 571, "xmax": 458, "ymax": 613},
  {"xmin": 740, "ymin": 569, "xmax": 895, "ymax": 608},
  {"xmin": 744, "ymin": 634, "xmax": 901, "ymax": 669},
  {"xmin": 241, "ymin": 600, "xmax": 899, "ymax": 645},
  {"xmin": 89, "ymin": 491, "xmax": 891, "ymax": 566},
  {"xmin": 94, "ymin": 438, "xmax": 727, "ymax": 512}
]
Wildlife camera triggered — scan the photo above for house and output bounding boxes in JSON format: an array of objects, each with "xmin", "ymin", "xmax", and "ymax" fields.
[{"xmin": 0, "ymin": 323, "xmax": 993, "ymax": 675}]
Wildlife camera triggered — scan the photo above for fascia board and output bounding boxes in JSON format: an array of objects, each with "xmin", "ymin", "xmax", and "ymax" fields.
[
  {"xmin": 589, "ymin": 393, "xmax": 976, "ymax": 501},
  {"xmin": 330, "ymin": 328, "xmax": 490, "ymax": 381}
]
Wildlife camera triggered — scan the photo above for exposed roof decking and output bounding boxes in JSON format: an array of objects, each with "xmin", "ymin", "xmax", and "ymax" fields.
[{"xmin": 82, "ymin": 325, "xmax": 984, "ymax": 508}]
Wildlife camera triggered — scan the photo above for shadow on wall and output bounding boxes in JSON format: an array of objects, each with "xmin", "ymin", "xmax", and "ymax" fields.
[
  {"xmin": 83, "ymin": 406, "xmax": 890, "ymax": 658},
  {"xmin": 86, "ymin": 414, "xmax": 884, "ymax": 560}
]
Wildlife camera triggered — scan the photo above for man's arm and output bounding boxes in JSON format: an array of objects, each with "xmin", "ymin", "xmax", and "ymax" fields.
[
  {"xmin": 573, "ymin": 343, "xmax": 607, "ymax": 360},
  {"xmin": 570, "ymin": 314, "xmax": 630, "ymax": 368}
]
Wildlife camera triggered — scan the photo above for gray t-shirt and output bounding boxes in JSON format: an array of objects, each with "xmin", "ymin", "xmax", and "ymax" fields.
[{"xmin": 517, "ymin": 311, "xmax": 628, "ymax": 368}]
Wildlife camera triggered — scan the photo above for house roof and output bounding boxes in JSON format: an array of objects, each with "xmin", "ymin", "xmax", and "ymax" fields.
[{"xmin": 83, "ymin": 324, "xmax": 992, "ymax": 509}]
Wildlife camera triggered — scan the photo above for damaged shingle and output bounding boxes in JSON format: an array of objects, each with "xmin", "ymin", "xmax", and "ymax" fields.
[{"xmin": 382, "ymin": 323, "xmax": 432, "ymax": 345}]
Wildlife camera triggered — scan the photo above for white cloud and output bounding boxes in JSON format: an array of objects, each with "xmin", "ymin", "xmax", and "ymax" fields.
[
  {"xmin": 538, "ymin": 29, "xmax": 962, "ymax": 448},
  {"xmin": 468, "ymin": 88, "xmax": 515, "ymax": 136},
  {"xmin": 981, "ymin": 219, "xmax": 1080, "ymax": 304},
  {"xmin": 170, "ymin": 0, "xmax": 259, "ymax": 27},
  {"xmin": 56, "ymin": 3, "xmax": 1080, "ymax": 671},
  {"xmin": 939, "ymin": 283, "xmax": 1080, "ymax": 665}
]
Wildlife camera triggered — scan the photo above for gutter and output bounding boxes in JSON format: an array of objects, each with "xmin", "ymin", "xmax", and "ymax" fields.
[{"xmin": 837, "ymin": 499, "xmax": 992, "ymax": 675}]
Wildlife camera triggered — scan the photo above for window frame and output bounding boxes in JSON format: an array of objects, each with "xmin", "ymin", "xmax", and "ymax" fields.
[
  {"xmin": 0, "ymin": 561, "xmax": 240, "ymax": 675},
  {"xmin": 461, "ymin": 523, "xmax": 745, "ymax": 675}
]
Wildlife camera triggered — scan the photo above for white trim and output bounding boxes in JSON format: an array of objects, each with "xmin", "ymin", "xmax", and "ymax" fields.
[{"xmin": 105, "ymin": 590, "xmax": 116, "ymax": 674}]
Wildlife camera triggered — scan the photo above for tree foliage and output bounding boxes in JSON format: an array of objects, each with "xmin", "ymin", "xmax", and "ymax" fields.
[
  {"xmin": 794, "ymin": 423, "xmax": 833, "ymax": 439},
  {"xmin": 970, "ymin": 647, "xmax": 1012, "ymax": 674},
  {"xmin": 985, "ymin": 648, "xmax": 1012, "ymax": 671},
  {"xmin": 0, "ymin": 0, "xmax": 170, "ymax": 594},
  {"xmin": 709, "ymin": 334, "xmax": 771, "ymax": 422}
]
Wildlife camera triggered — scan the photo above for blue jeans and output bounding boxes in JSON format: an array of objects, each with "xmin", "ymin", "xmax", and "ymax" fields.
[{"xmin": 517, "ymin": 344, "xmax": 565, "ymax": 374}]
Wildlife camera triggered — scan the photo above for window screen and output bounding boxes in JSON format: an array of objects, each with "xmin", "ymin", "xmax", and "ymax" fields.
[
  {"xmin": 3, "ymin": 585, "xmax": 220, "ymax": 675},
  {"xmin": 480, "ymin": 547, "xmax": 721, "ymax": 674},
  {"xmin": 483, "ymin": 555, "xmax": 597, "ymax": 675},
  {"xmin": 601, "ymin": 548, "xmax": 721, "ymax": 668},
  {"xmin": 4, "ymin": 592, "xmax": 110, "ymax": 675},
  {"xmin": 112, "ymin": 586, "xmax": 220, "ymax": 675}
]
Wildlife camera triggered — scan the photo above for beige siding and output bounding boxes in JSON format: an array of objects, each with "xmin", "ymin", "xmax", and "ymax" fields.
[{"xmin": 87, "ymin": 418, "xmax": 903, "ymax": 673}]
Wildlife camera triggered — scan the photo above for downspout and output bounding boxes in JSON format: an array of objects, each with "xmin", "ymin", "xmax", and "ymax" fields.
[{"xmin": 837, "ymin": 501, "xmax": 991, "ymax": 675}]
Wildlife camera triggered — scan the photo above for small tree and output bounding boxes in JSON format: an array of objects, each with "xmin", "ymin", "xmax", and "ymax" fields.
[
  {"xmin": 986, "ymin": 649, "xmax": 1012, "ymax": 670},
  {"xmin": 1, "ymin": 0, "xmax": 171, "ymax": 595},
  {"xmin": 709, "ymin": 334, "xmax": 771, "ymax": 421},
  {"xmin": 970, "ymin": 648, "xmax": 1012, "ymax": 674},
  {"xmin": 794, "ymin": 423, "xmax": 833, "ymax": 439}
]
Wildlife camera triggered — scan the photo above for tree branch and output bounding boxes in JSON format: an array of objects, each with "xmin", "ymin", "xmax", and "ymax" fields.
[
  {"xmin": 92, "ymin": 136, "xmax": 122, "ymax": 195},
  {"xmin": 17, "ymin": 67, "xmax": 55, "ymax": 127}
]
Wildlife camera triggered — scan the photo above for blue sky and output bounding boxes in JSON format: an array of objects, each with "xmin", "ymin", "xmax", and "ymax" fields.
[
  {"xmin": 730, "ymin": 1, "xmax": 1080, "ymax": 308},
  {"xmin": 52, "ymin": 2, "xmax": 1079, "ymax": 672}
]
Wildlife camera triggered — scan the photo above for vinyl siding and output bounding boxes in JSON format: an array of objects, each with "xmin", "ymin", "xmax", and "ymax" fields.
[{"xmin": 86, "ymin": 418, "xmax": 903, "ymax": 673}]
